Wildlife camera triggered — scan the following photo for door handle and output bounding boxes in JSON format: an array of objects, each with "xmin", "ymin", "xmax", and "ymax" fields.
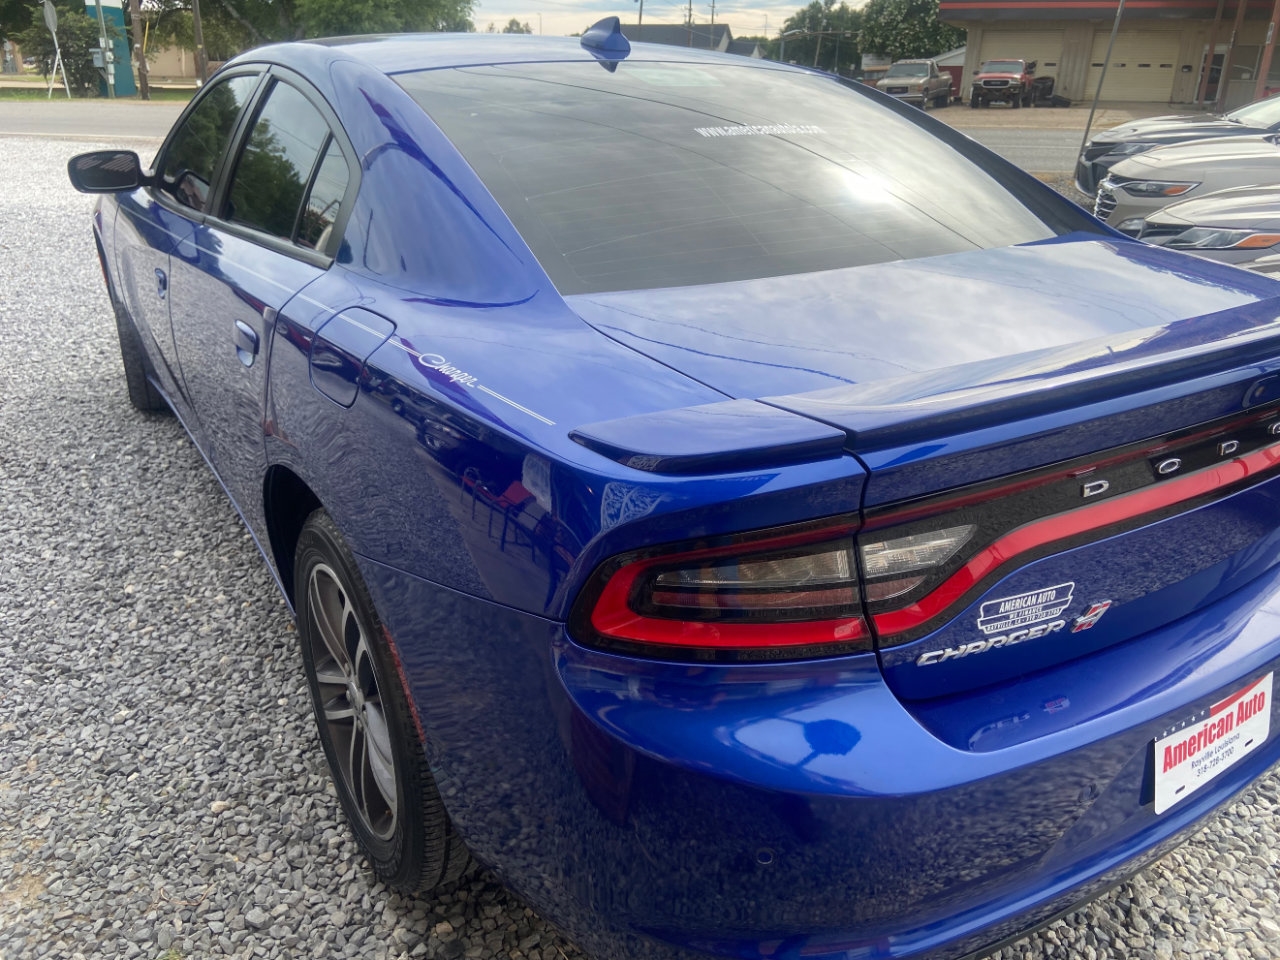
[
  {"xmin": 154, "ymin": 268, "xmax": 167, "ymax": 300},
  {"xmin": 234, "ymin": 320, "xmax": 259, "ymax": 367}
]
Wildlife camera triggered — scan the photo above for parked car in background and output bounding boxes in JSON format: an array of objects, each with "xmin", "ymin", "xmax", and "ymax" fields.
[
  {"xmin": 69, "ymin": 22, "xmax": 1280, "ymax": 960},
  {"xmin": 1134, "ymin": 184, "xmax": 1280, "ymax": 274},
  {"xmin": 1095, "ymin": 134, "xmax": 1280, "ymax": 233},
  {"xmin": 876, "ymin": 59, "xmax": 951, "ymax": 109},
  {"xmin": 970, "ymin": 58, "xmax": 1038, "ymax": 108},
  {"xmin": 1076, "ymin": 92, "xmax": 1280, "ymax": 194}
]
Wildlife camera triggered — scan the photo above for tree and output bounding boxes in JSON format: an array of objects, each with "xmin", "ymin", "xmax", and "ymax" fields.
[
  {"xmin": 145, "ymin": 0, "xmax": 475, "ymax": 58},
  {"xmin": 293, "ymin": 0, "xmax": 475, "ymax": 37},
  {"xmin": 145, "ymin": 3, "xmax": 250, "ymax": 62},
  {"xmin": 773, "ymin": 0, "xmax": 861, "ymax": 77},
  {"xmin": 500, "ymin": 17, "xmax": 531, "ymax": 34},
  {"xmin": 1, "ymin": 0, "xmax": 32, "ymax": 42},
  {"xmin": 857, "ymin": 0, "xmax": 963, "ymax": 62},
  {"xmin": 18, "ymin": 3, "xmax": 117, "ymax": 95}
]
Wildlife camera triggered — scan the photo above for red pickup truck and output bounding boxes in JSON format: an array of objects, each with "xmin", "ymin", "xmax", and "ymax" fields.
[{"xmin": 970, "ymin": 59, "xmax": 1037, "ymax": 108}]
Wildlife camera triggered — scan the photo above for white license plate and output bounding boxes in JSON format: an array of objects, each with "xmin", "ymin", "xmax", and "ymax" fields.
[{"xmin": 1153, "ymin": 673, "xmax": 1272, "ymax": 814}]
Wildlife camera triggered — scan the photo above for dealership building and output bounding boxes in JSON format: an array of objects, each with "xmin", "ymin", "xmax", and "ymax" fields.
[{"xmin": 941, "ymin": 0, "xmax": 1280, "ymax": 106}]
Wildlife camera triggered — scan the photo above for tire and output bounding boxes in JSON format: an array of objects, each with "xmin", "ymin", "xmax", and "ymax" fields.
[
  {"xmin": 920, "ymin": 96, "xmax": 929, "ymax": 111},
  {"xmin": 295, "ymin": 510, "xmax": 470, "ymax": 893},
  {"xmin": 970, "ymin": 93, "xmax": 979, "ymax": 109},
  {"xmin": 935, "ymin": 93, "xmax": 948, "ymax": 108},
  {"xmin": 112, "ymin": 298, "xmax": 168, "ymax": 413},
  {"xmin": 1011, "ymin": 94, "xmax": 1021, "ymax": 109}
]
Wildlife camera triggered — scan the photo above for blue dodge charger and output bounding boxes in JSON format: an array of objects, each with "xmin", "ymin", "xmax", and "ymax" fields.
[{"xmin": 70, "ymin": 20, "xmax": 1280, "ymax": 960}]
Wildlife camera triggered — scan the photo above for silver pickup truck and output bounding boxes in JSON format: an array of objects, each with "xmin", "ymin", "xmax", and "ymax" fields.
[{"xmin": 875, "ymin": 59, "xmax": 952, "ymax": 109}]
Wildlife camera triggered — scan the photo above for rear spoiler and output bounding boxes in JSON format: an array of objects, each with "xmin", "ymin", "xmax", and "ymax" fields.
[
  {"xmin": 570, "ymin": 398, "xmax": 845, "ymax": 474},
  {"xmin": 767, "ymin": 300, "xmax": 1280, "ymax": 452}
]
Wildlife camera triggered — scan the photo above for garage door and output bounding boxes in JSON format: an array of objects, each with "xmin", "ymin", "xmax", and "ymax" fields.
[
  {"xmin": 1086, "ymin": 29, "xmax": 1180, "ymax": 101},
  {"xmin": 978, "ymin": 30, "xmax": 1065, "ymax": 77}
]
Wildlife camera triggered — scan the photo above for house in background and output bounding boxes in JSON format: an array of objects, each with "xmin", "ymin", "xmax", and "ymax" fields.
[
  {"xmin": 148, "ymin": 44, "xmax": 198, "ymax": 80},
  {"xmin": 942, "ymin": 0, "xmax": 1280, "ymax": 106}
]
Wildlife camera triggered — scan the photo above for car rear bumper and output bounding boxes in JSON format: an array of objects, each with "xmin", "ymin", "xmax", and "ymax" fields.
[{"xmin": 361, "ymin": 555, "xmax": 1280, "ymax": 960}]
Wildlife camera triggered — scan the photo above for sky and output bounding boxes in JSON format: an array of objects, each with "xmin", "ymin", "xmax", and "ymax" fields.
[{"xmin": 470, "ymin": 0, "xmax": 811, "ymax": 40}]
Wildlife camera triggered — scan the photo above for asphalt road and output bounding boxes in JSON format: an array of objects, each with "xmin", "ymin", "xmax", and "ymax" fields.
[
  {"xmin": 958, "ymin": 126, "xmax": 1082, "ymax": 176},
  {"xmin": 0, "ymin": 100, "xmax": 185, "ymax": 141}
]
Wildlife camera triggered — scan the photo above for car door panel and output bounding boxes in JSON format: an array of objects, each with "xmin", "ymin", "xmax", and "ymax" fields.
[
  {"xmin": 168, "ymin": 223, "xmax": 324, "ymax": 534},
  {"xmin": 113, "ymin": 192, "xmax": 189, "ymax": 410},
  {"xmin": 110, "ymin": 70, "xmax": 264, "ymax": 435},
  {"xmin": 165, "ymin": 73, "xmax": 353, "ymax": 541}
]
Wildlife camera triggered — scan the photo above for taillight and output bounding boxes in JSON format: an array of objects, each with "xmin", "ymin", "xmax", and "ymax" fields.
[
  {"xmin": 573, "ymin": 519, "xmax": 870, "ymax": 661},
  {"xmin": 575, "ymin": 407, "xmax": 1280, "ymax": 662},
  {"xmin": 861, "ymin": 405, "xmax": 1280, "ymax": 647},
  {"xmin": 859, "ymin": 525, "xmax": 975, "ymax": 601}
]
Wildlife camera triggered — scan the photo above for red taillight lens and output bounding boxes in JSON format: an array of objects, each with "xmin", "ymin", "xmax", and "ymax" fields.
[{"xmin": 574, "ymin": 521, "xmax": 870, "ymax": 661}]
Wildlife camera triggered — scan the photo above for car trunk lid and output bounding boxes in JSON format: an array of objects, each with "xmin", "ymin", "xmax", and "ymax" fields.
[{"xmin": 569, "ymin": 236, "xmax": 1280, "ymax": 699}]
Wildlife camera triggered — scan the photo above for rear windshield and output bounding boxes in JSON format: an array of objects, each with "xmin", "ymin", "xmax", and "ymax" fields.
[{"xmin": 397, "ymin": 61, "xmax": 1063, "ymax": 295}]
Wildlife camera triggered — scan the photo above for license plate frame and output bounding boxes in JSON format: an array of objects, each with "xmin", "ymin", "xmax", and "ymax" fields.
[{"xmin": 1153, "ymin": 673, "xmax": 1272, "ymax": 815}]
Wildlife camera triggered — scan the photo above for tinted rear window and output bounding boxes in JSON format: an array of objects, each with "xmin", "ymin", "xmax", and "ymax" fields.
[{"xmin": 397, "ymin": 62, "xmax": 1062, "ymax": 295}]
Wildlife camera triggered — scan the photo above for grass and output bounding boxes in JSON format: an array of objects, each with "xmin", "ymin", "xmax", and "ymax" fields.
[{"xmin": 0, "ymin": 86, "xmax": 194, "ymax": 102}]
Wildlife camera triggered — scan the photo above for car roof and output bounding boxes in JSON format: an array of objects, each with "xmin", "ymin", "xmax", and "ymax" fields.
[{"xmin": 228, "ymin": 32, "xmax": 790, "ymax": 78}]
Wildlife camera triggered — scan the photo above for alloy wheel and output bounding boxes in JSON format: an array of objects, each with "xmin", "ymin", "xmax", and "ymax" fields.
[{"xmin": 305, "ymin": 562, "xmax": 399, "ymax": 840}]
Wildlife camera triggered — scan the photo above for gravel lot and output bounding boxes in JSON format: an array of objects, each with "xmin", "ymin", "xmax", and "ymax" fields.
[{"xmin": 2, "ymin": 136, "xmax": 1280, "ymax": 960}]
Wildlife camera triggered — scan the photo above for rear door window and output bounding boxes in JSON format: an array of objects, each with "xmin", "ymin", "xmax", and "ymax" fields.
[
  {"xmin": 224, "ymin": 80, "xmax": 337, "ymax": 242},
  {"xmin": 297, "ymin": 139, "xmax": 350, "ymax": 250}
]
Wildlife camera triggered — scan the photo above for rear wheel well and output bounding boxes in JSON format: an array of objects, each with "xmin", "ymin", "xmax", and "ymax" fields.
[{"xmin": 264, "ymin": 466, "xmax": 321, "ymax": 609}]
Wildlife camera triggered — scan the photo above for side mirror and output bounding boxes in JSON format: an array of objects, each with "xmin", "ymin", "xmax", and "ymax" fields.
[{"xmin": 67, "ymin": 150, "xmax": 149, "ymax": 193}]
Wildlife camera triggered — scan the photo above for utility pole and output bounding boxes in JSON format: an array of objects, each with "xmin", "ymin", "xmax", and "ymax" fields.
[
  {"xmin": 93, "ymin": 0, "xmax": 114, "ymax": 97},
  {"xmin": 1078, "ymin": 0, "xmax": 1127, "ymax": 168},
  {"xmin": 127, "ymin": 0, "xmax": 148, "ymax": 99},
  {"xmin": 634, "ymin": 0, "xmax": 643, "ymax": 40},
  {"xmin": 192, "ymin": 0, "xmax": 208, "ymax": 84}
]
